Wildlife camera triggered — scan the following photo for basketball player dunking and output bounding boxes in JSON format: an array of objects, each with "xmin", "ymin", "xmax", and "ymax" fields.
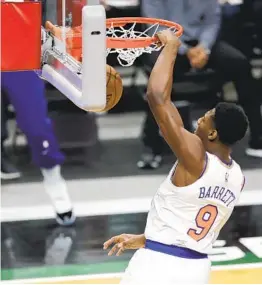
[{"xmin": 103, "ymin": 30, "xmax": 248, "ymax": 284}]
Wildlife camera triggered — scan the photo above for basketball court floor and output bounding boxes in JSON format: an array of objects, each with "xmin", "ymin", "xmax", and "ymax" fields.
[{"xmin": 1, "ymin": 112, "xmax": 262, "ymax": 284}]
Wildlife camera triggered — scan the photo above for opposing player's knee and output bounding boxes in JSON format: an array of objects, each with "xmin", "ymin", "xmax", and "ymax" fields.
[
  {"xmin": 19, "ymin": 118, "xmax": 64, "ymax": 168},
  {"xmin": 18, "ymin": 116, "xmax": 52, "ymax": 140}
]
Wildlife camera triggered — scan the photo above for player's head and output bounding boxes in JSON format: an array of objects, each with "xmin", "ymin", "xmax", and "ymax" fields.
[{"xmin": 195, "ymin": 102, "xmax": 249, "ymax": 146}]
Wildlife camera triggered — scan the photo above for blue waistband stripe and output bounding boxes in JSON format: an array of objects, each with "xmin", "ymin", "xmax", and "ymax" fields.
[{"xmin": 145, "ymin": 239, "xmax": 208, "ymax": 259}]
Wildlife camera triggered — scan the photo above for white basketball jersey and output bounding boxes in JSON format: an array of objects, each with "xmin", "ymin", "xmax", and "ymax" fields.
[{"xmin": 145, "ymin": 152, "xmax": 245, "ymax": 254}]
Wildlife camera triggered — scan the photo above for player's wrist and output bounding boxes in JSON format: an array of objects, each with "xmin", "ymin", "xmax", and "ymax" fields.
[
  {"xmin": 137, "ymin": 234, "xmax": 146, "ymax": 247},
  {"xmin": 166, "ymin": 41, "xmax": 180, "ymax": 50},
  {"xmin": 164, "ymin": 43, "xmax": 179, "ymax": 58}
]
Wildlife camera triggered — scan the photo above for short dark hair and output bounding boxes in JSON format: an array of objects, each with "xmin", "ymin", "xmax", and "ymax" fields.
[{"xmin": 213, "ymin": 102, "xmax": 249, "ymax": 146}]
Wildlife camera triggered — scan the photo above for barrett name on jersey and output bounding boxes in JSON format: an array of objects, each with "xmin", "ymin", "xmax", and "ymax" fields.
[{"xmin": 198, "ymin": 185, "xmax": 236, "ymax": 207}]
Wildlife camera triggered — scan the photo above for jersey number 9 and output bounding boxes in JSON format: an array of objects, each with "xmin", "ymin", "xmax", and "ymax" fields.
[{"xmin": 187, "ymin": 204, "xmax": 218, "ymax": 242}]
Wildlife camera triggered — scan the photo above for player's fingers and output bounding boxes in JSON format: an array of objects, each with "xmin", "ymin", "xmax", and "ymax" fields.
[
  {"xmin": 155, "ymin": 33, "xmax": 161, "ymax": 46},
  {"xmin": 103, "ymin": 239, "xmax": 114, "ymax": 249},
  {"xmin": 156, "ymin": 31, "xmax": 165, "ymax": 44},
  {"xmin": 103, "ymin": 236, "xmax": 119, "ymax": 249},
  {"xmin": 116, "ymin": 246, "xmax": 125, "ymax": 256},
  {"xmin": 108, "ymin": 244, "xmax": 120, "ymax": 256},
  {"xmin": 155, "ymin": 39, "xmax": 162, "ymax": 47}
]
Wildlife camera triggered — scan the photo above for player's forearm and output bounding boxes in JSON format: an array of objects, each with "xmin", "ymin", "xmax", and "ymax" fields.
[
  {"xmin": 146, "ymin": 43, "xmax": 178, "ymax": 103},
  {"xmin": 138, "ymin": 234, "xmax": 146, "ymax": 246},
  {"xmin": 146, "ymin": 43, "xmax": 184, "ymax": 127}
]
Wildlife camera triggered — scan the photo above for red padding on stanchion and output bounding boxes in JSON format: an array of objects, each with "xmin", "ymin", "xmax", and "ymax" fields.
[{"xmin": 1, "ymin": 2, "xmax": 42, "ymax": 71}]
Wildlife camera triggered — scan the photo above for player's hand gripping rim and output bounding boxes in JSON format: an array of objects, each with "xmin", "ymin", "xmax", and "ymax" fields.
[
  {"xmin": 156, "ymin": 29, "xmax": 181, "ymax": 48},
  {"xmin": 103, "ymin": 234, "xmax": 146, "ymax": 256}
]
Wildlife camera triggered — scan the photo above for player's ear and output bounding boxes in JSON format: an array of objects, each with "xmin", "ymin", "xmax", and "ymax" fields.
[{"xmin": 208, "ymin": 129, "xmax": 218, "ymax": 141}]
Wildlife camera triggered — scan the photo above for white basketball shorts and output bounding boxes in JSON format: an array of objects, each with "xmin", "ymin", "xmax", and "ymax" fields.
[{"xmin": 120, "ymin": 248, "xmax": 211, "ymax": 284}]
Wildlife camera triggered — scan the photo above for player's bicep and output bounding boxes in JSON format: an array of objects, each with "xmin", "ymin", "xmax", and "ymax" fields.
[{"xmin": 148, "ymin": 100, "xmax": 205, "ymax": 174}]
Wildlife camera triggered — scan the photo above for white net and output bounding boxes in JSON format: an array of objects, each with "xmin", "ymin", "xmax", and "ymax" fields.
[{"xmin": 106, "ymin": 22, "xmax": 178, "ymax": 66}]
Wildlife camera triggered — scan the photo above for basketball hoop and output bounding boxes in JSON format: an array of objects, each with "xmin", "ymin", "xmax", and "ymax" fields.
[
  {"xmin": 106, "ymin": 17, "xmax": 183, "ymax": 66},
  {"xmin": 44, "ymin": 17, "xmax": 183, "ymax": 67},
  {"xmin": 41, "ymin": 13, "xmax": 183, "ymax": 112}
]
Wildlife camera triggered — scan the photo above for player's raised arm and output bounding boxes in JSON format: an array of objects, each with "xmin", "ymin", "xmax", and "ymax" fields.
[{"xmin": 146, "ymin": 30, "xmax": 206, "ymax": 176}]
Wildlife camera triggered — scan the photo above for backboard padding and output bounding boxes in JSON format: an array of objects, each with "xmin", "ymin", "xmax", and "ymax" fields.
[{"xmin": 1, "ymin": 2, "xmax": 41, "ymax": 71}]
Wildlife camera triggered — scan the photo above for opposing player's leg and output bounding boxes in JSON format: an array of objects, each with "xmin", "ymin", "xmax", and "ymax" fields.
[{"xmin": 1, "ymin": 71, "xmax": 75, "ymax": 226}]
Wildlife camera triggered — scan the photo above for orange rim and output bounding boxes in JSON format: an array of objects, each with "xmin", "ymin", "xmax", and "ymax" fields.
[{"xmin": 106, "ymin": 17, "xmax": 183, "ymax": 49}]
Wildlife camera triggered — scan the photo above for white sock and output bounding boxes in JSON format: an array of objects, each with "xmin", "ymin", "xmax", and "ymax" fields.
[{"xmin": 41, "ymin": 165, "xmax": 72, "ymax": 214}]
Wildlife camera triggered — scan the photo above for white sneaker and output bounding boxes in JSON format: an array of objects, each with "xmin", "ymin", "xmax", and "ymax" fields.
[
  {"xmin": 41, "ymin": 165, "xmax": 75, "ymax": 226},
  {"xmin": 56, "ymin": 210, "xmax": 76, "ymax": 226}
]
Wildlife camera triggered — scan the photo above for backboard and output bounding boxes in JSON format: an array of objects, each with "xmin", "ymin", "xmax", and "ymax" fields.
[{"xmin": 41, "ymin": 0, "xmax": 107, "ymax": 111}]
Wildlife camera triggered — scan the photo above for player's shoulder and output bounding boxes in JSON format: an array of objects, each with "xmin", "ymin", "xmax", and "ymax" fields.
[
  {"xmin": 206, "ymin": 152, "xmax": 243, "ymax": 175},
  {"xmin": 232, "ymin": 158, "xmax": 242, "ymax": 171},
  {"xmin": 205, "ymin": 152, "xmax": 244, "ymax": 191},
  {"xmin": 227, "ymin": 158, "xmax": 245, "ymax": 190},
  {"xmin": 229, "ymin": 157, "xmax": 243, "ymax": 175}
]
